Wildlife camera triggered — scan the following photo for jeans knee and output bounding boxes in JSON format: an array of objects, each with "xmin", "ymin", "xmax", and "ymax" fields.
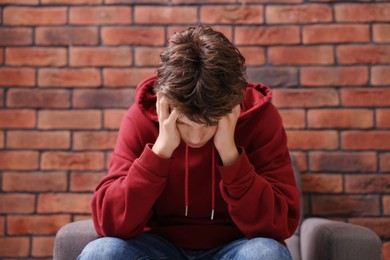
[
  {"xmin": 78, "ymin": 237, "xmax": 130, "ymax": 260},
  {"xmin": 235, "ymin": 238, "xmax": 292, "ymax": 260}
]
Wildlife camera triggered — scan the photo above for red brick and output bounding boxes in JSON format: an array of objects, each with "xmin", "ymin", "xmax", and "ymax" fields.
[
  {"xmin": 6, "ymin": 47, "xmax": 67, "ymax": 67},
  {"xmin": 0, "ymin": 237, "xmax": 30, "ymax": 257},
  {"xmin": 70, "ymin": 6, "xmax": 131, "ymax": 25},
  {"xmin": 337, "ymin": 45, "xmax": 390, "ymax": 65},
  {"xmin": 308, "ymin": 109, "xmax": 374, "ymax": 129},
  {"xmin": 0, "ymin": 217, "xmax": 4, "ymax": 235},
  {"xmin": 301, "ymin": 67, "xmax": 368, "ymax": 87},
  {"xmin": 42, "ymin": 0, "xmax": 101, "ymax": 3},
  {"xmin": 70, "ymin": 47, "xmax": 132, "ymax": 67},
  {"xmin": 74, "ymin": 215, "xmax": 92, "ymax": 221},
  {"xmin": 384, "ymin": 196, "xmax": 390, "ymax": 215},
  {"xmin": 32, "ymin": 236, "xmax": 55, "ymax": 258},
  {"xmin": 346, "ymin": 175, "xmax": 390, "ymax": 194},
  {"xmin": 291, "ymin": 151, "xmax": 308, "ymax": 173},
  {"xmin": 201, "ymin": 6, "xmax": 263, "ymax": 24},
  {"xmin": 0, "ymin": 131, "xmax": 3, "ymax": 149},
  {"xmin": 0, "ymin": 111, "xmax": 17, "ymax": 132},
  {"xmin": 106, "ymin": 0, "xmax": 167, "ymax": 3},
  {"xmin": 349, "ymin": 218, "xmax": 390, "ymax": 239},
  {"xmin": 380, "ymin": 153, "xmax": 390, "ymax": 172},
  {"xmin": 342, "ymin": 131, "xmax": 390, "ymax": 150},
  {"xmin": 104, "ymin": 68, "xmax": 156, "ymax": 87},
  {"xmin": 247, "ymin": 68, "xmax": 298, "ymax": 88},
  {"xmin": 0, "ymin": 49, "xmax": 3, "ymax": 65},
  {"xmin": 4, "ymin": 7, "xmax": 67, "ymax": 26},
  {"xmin": 0, "ymin": 110, "xmax": 36, "ymax": 128},
  {"xmin": 377, "ymin": 109, "xmax": 390, "ymax": 128},
  {"xmin": 102, "ymin": 27, "xmax": 164, "ymax": 46},
  {"xmin": 136, "ymin": 6, "xmax": 198, "ymax": 24},
  {"xmin": 383, "ymin": 241, "xmax": 390, "ymax": 260},
  {"xmin": 135, "ymin": 47, "xmax": 165, "ymax": 67},
  {"xmin": 38, "ymin": 110, "xmax": 101, "ymax": 130},
  {"xmin": 269, "ymin": 46, "xmax": 334, "ymax": 65},
  {"xmin": 0, "ymin": 88, "xmax": 3, "ymax": 107},
  {"xmin": 104, "ymin": 109, "xmax": 127, "ymax": 129},
  {"xmin": 7, "ymin": 131, "xmax": 70, "ymax": 149},
  {"xmin": 311, "ymin": 195, "xmax": 380, "ymax": 216},
  {"xmin": 310, "ymin": 152, "xmax": 377, "ymax": 173},
  {"xmin": 7, "ymin": 89, "xmax": 70, "ymax": 108},
  {"xmin": 0, "ymin": 68, "xmax": 35, "ymax": 87},
  {"xmin": 39, "ymin": 68, "xmax": 101, "ymax": 87},
  {"xmin": 106, "ymin": 151, "xmax": 112, "ymax": 169},
  {"xmin": 70, "ymin": 172, "xmax": 105, "ymax": 192},
  {"xmin": 3, "ymin": 172, "xmax": 67, "ymax": 192},
  {"xmin": 73, "ymin": 89, "xmax": 134, "ymax": 108},
  {"xmin": 235, "ymin": 26, "xmax": 300, "ymax": 45},
  {"xmin": 341, "ymin": 89, "xmax": 390, "ymax": 107},
  {"xmin": 0, "ymin": 0, "xmax": 38, "ymax": 3},
  {"xmin": 301, "ymin": 174, "xmax": 343, "ymax": 193},
  {"xmin": 335, "ymin": 4, "xmax": 390, "ymax": 22},
  {"xmin": 303, "ymin": 24, "xmax": 370, "ymax": 44},
  {"xmin": 0, "ymin": 151, "xmax": 39, "ymax": 170},
  {"xmin": 172, "ymin": 0, "xmax": 235, "ymax": 3},
  {"xmin": 0, "ymin": 28, "xmax": 32, "ymax": 46},
  {"xmin": 287, "ymin": 130, "xmax": 338, "ymax": 150},
  {"xmin": 36, "ymin": 27, "xmax": 98, "ymax": 46},
  {"xmin": 38, "ymin": 193, "xmax": 93, "ymax": 214},
  {"xmin": 41, "ymin": 152, "xmax": 104, "ymax": 170},
  {"xmin": 373, "ymin": 24, "xmax": 390, "ymax": 43},
  {"xmin": 279, "ymin": 109, "xmax": 305, "ymax": 129},
  {"xmin": 73, "ymin": 132, "xmax": 117, "ymax": 150},
  {"xmin": 273, "ymin": 89, "xmax": 339, "ymax": 108},
  {"xmin": 239, "ymin": 47, "xmax": 265, "ymax": 66},
  {"xmin": 8, "ymin": 215, "xmax": 70, "ymax": 235},
  {"xmin": 167, "ymin": 26, "xmax": 233, "ymax": 43},
  {"xmin": 0, "ymin": 194, "xmax": 35, "ymax": 214},
  {"xmin": 371, "ymin": 66, "xmax": 390, "ymax": 86},
  {"xmin": 266, "ymin": 5, "xmax": 332, "ymax": 24}
]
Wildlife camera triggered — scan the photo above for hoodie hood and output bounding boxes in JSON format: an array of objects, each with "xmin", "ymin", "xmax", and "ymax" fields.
[{"xmin": 135, "ymin": 75, "xmax": 273, "ymax": 123}]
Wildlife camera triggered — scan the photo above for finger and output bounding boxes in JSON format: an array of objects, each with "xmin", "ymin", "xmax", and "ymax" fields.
[
  {"xmin": 167, "ymin": 109, "xmax": 179, "ymax": 124},
  {"xmin": 156, "ymin": 92, "xmax": 162, "ymax": 116},
  {"xmin": 159, "ymin": 96, "xmax": 170, "ymax": 120}
]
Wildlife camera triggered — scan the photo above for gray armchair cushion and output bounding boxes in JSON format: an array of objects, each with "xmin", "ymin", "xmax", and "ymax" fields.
[
  {"xmin": 300, "ymin": 218, "xmax": 382, "ymax": 260},
  {"xmin": 54, "ymin": 219, "xmax": 99, "ymax": 260}
]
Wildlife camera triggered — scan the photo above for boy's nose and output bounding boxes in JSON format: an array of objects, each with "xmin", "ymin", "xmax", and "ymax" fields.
[{"xmin": 189, "ymin": 131, "xmax": 204, "ymax": 144}]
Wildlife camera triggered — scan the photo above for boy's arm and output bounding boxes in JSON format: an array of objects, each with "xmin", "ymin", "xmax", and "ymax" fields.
[
  {"xmin": 217, "ymin": 103, "xmax": 301, "ymax": 242},
  {"xmin": 91, "ymin": 106, "xmax": 171, "ymax": 239}
]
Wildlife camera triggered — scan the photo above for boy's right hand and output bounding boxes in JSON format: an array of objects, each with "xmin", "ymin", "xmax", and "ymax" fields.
[{"xmin": 152, "ymin": 93, "xmax": 181, "ymax": 159}]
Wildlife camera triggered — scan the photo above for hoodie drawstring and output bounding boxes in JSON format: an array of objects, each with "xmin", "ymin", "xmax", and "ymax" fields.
[
  {"xmin": 185, "ymin": 145, "xmax": 189, "ymax": 217},
  {"xmin": 184, "ymin": 144, "xmax": 216, "ymax": 220}
]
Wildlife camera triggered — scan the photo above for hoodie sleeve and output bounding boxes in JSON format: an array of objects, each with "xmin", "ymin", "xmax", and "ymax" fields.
[
  {"xmin": 91, "ymin": 106, "xmax": 170, "ymax": 239},
  {"xmin": 218, "ymin": 103, "xmax": 300, "ymax": 242}
]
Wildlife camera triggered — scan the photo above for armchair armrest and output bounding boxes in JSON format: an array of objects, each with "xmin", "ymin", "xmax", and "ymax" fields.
[
  {"xmin": 54, "ymin": 219, "xmax": 99, "ymax": 260},
  {"xmin": 300, "ymin": 218, "xmax": 382, "ymax": 260}
]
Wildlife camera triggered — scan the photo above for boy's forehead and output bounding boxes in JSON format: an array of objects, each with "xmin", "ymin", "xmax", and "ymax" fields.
[{"xmin": 177, "ymin": 114, "xmax": 195, "ymax": 125}]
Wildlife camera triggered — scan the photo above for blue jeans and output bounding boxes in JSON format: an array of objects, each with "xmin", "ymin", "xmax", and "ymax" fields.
[{"xmin": 78, "ymin": 232, "xmax": 292, "ymax": 260}]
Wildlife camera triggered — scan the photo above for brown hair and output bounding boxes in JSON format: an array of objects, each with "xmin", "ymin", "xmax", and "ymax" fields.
[{"xmin": 155, "ymin": 25, "xmax": 247, "ymax": 125}]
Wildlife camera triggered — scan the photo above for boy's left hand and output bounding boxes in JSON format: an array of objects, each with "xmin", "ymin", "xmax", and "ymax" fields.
[{"xmin": 214, "ymin": 105, "xmax": 241, "ymax": 166}]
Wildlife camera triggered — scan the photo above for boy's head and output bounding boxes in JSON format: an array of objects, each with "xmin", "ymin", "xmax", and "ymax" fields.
[{"xmin": 155, "ymin": 25, "xmax": 247, "ymax": 126}]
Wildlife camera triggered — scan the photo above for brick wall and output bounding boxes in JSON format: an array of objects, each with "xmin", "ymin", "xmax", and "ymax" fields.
[{"xmin": 0, "ymin": 0, "xmax": 389, "ymax": 258}]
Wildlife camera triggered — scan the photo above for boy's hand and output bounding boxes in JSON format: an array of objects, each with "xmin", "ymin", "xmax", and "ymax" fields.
[
  {"xmin": 214, "ymin": 105, "xmax": 240, "ymax": 166},
  {"xmin": 152, "ymin": 93, "xmax": 181, "ymax": 159}
]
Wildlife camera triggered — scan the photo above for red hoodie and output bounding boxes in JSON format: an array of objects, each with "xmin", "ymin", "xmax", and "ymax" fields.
[{"xmin": 92, "ymin": 75, "xmax": 300, "ymax": 249}]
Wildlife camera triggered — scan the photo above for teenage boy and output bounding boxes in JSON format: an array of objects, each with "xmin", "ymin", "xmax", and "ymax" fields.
[{"xmin": 78, "ymin": 25, "xmax": 300, "ymax": 260}]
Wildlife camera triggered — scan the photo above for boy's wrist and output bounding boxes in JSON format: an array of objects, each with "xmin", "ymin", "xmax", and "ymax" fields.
[
  {"xmin": 152, "ymin": 142, "xmax": 173, "ymax": 159},
  {"xmin": 217, "ymin": 145, "xmax": 239, "ymax": 166}
]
